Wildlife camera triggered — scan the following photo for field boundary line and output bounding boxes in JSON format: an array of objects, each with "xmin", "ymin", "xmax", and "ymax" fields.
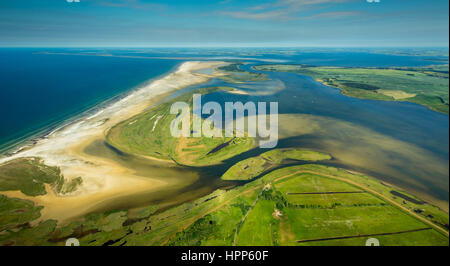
[
  {"xmin": 287, "ymin": 191, "xmax": 366, "ymax": 195},
  {"xmin": 296, "ymin": 227, "xmax": 432, "ymax": 243}
]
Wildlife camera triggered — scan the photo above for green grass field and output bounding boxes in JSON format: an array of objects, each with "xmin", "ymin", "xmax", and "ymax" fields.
[
  {"xmin": 275, "ymin": 173, "xmax": 384, "ymax": 207},
  {"xmin": 0, "ymin": 195, "xmax": 43, "ymax": 233},
  {"xmin": 0, "ymin": 157, "xmax": 82, "ymax": 196},
  {"xmin": 253, "ymin": 64, "xmax": 449, "ymax": 114},
  {"xmin": 271, "ymin": 173, "xmax": 438, "ymax": 245},
  {"xmin": 222, "ymin": 149, "xmax": 331, "ymax": 180},
  {"xmin": 106, "ymin": 87, "xmax": 255, "ymax": 166},
  {"xmin": 232, "ymin": 166, "xmax": 448, "ymax": 246},
  {"xmin": 236, "ymin": 199, "xmax": 277, "ymax": 246},
  {"xmin": 167, "ymin": 194, "xmax": 257, "ymax": 246},
  {"xmin": 218, "ymin": 63, "xmax": 268, "ymax": 83},
  {"xmin": 132, "ymin": 163, "xmax": 447, "ymax": 247}
]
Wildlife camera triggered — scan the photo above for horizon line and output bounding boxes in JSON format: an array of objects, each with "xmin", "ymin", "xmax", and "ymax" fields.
[{"xmin": 0, "ymin": 45, "xmax": 449, "ymax": 49}]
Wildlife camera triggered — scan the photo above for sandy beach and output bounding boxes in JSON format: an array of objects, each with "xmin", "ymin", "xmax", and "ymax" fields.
[{"xmin": 0, "ymin": 61, "xmax": 228, "ymax": 223}]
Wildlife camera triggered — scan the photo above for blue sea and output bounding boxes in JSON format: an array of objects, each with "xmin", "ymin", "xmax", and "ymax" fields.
[{"xmin": 0, "ymin": 48, "xmax": 181, "ymax": 153}]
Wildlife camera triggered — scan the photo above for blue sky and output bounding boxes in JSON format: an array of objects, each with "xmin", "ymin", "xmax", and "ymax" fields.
[{"xmin": 0, "ymin": 0, "xmax": 448, "ymax": 47}]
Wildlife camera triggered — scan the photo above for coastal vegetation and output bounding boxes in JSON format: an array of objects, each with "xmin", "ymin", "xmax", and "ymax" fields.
[
  {"xmin": 222, "ymin": 149, "xmax": 331, "ymax": 181},
  {"xmin": 0, "ymin": 195, "xmax": 43, "ymax": 233},
  {"xmin": 253, "ymin": 64, "xmax": 449, "ymax": 114},
  {"xmin": 106, "ymin": 87, "xmax": 255, "ymax": 166},
  {"xmin": 0, "ymin": 153, "xmax": 447, "ymax": 246},
  {"xmin": 218, "ymin": 63, "xmax": 268, "ymax": 83},
  {"xmin": 0, "ymin": 157, "xmax": 82, "ymax": 196}
]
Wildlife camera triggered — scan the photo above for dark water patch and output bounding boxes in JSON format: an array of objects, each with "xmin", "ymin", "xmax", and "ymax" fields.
[
  {"xmin": 341, "ymin": 82, "xmax": 379, "ymax": 91},
  {"xmin": 207, "ymin": 137, "xmax": 236, "ymax": 155},
  {"xmin": 390, "ymin": 190, "xmax": 425, "ymax": 205}
]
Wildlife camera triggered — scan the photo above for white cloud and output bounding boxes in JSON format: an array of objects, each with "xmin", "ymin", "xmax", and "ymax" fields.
[{"xmin": 220, "ymin": 0, "xmax": 355, "ymax": 21}]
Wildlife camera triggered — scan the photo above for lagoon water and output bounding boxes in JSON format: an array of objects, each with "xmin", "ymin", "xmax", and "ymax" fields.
[
  {"xmin": 0, "ymin": 47, "xmax": 448, "ymax": 210},
  {"xmin": 202, "ymin": 68, "xmax": 449, "ymax": 204}
]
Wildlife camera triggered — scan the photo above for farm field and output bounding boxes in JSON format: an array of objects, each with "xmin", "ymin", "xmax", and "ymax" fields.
[
  {"xmin": 173, "ymin": 164, "xmax": 449, "ymax": 246},
  {"xmin": 0, "ymin": 156, "xmax": 448, "ymax": 246}
]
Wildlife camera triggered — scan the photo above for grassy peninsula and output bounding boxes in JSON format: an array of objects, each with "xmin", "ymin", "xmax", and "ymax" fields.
[
  {"xmin": 253, "ymin": 64, "xmax": 449, "ymax": 114},
  {"xmin": 106, "ymin": 87, "xmax": 254, "ymax": 166},
  {"xmin": 222, "ymin": 149, "xmax": 331, "ymax": 181}
]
